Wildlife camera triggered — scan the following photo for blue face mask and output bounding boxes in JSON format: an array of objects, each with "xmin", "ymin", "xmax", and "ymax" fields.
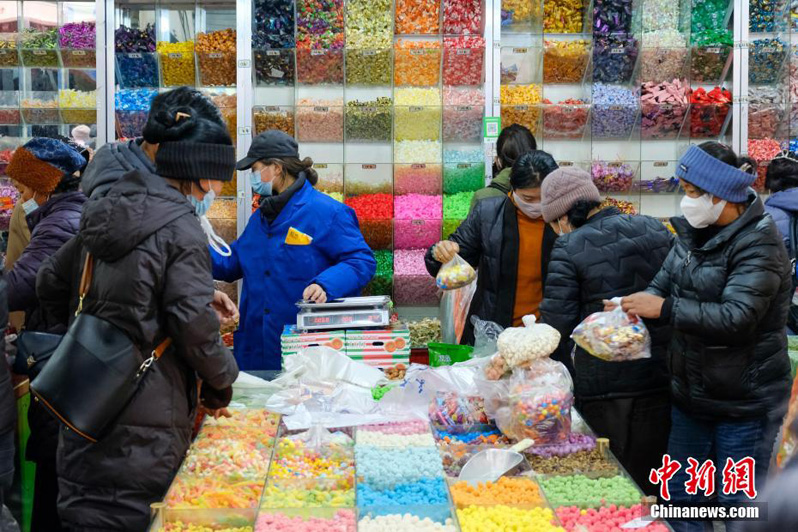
[
  {"xmin": 251, "ymin": 169, "xmax": 273, "ymax": 197},
  {"xmin": 188, "ymin": 187, "xmax": 215, "ymax": 217}
]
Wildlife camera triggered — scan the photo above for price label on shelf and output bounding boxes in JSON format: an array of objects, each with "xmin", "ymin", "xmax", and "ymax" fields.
[
  {"xmin": 266, "ymin": 50, "xmax": 280, "ymax": 56},
  {"xmin": 311, "ymin": 50, "xmax": 325, "ymax": 56},
  {"xmin": 706, "ymin": 47, "xmax": 721, "ymax": 53},
  {"xmin": 560, "ymin": 161, "xmax": 574, "ymax": 167},
  {"xmin": 314, "ymin": 106, "xmax": 329, "ymax": 112},
  {"xmin": 513, "ymin": 47, "xmax": 528, "ymax": 54},
  {"xmin": 238, "ymin": 59, "xmax": 251, "ymax": 68},
  {"xmin": 457, "ymin": 163, "xmax": 471, "ymax": 168},
  {"xmin": 263, "ymin": 106, "xmax": 279, "ymax": 111},
  {"xmin": 129, "ymin": 53, "xmax": 143, "ymax": 58},
  {"xmin": 609, "ymin": 105, "xmax": 625, "ymax": 110},
  {"xmin": 362, "ymin": 50, "xmax": 377, "ymax": 56},
  {"xmin": 72, "ymin": 50, "xmax": 87, "ymax": 56},
  {"xmin": 33, "ymin": 50, "xmax": 47, "ymax": 56},
  {"xmin": 653, "ymin": 161, "xmax": 669, "ymax": 167},
  {"xmin": 209, "ymin": 53, "xmax": 223, "ymax": 58},
  {"xmin": 456, "ymin": 106, "xmax": 473, "ymax": 111},
  {"xmin": 362, "ymin": 164, "xmax": 376, "ymax": 169},
  {"xmin": 412, "ymin": 220, "xmax": 424, "ymax": 225},
  {"xmin": 410, "ymin": 49, "xmax": 425, "ymax": 56},
  {"xmin": 515, "ymin": 105, "xmax": 529, "ymax": 111},
  {"xmin": 412, "ymin": 164, "xmax": 426, "ymax": 169},
  {"xmin": 759, "ymin": 47, "xmax": 776, "ymax": 53},
  {"xmin": 409, "ymin": 106, "xmax": 424, "ymax": 112},
  {"xmin": 270, "ymin": 68, "xmax": 285, "ymax": 78},
  {"xmin": 0, "ymin": 51, "xmax": 7, "ymax": 55},
  {"xmin": 238, "ymin": 126, "xmax": 251, "ymax": 136},
  {"xmin": 608, "ymin": 162, "xmax": 623, "ymax": 167},
  {"xmin": 168, "ymin": 53, "xmax": 182, "ymax": 58},
  {"xmin": 316, "ymin": 163, "xmax": 328, "ymax": 169},
  {"xmin": 610, "ymin": 48, "xmax": 625, "ymax": 54},
  {"xmin": 456, "ymin": 49, "xmax": 470, "ymax": 55}
]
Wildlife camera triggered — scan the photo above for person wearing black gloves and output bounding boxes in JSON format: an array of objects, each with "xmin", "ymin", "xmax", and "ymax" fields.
[
  {"xmin": 36, "ymin": 103, "xmax": 239, "ymax": 531},
  {"xmin": 539, "ymin": 166, "xmax": 673, "ymax": 494}
]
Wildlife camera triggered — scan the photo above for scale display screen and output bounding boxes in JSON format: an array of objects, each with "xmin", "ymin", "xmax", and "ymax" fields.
[{"xmin": 298, "ymin": 310, "xmax": 389, "ymax": 330}]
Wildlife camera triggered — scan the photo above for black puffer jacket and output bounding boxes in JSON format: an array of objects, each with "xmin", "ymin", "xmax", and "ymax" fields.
[
  {"xmin": 647, "ymin": 193, "xmax": 792, "ymax": 420},
  {"xmin": 540, "ymin": 208, "xmax": 673, "ymax": 399},
  {"xmin": 37, "ymin": 169, "xmax": 239, "ymax": 531},
  {"xmin": 425, "ymin": 195, "xmax": 557, "ymax": 344},
  {"xmin": 0, "ymin": 274, "xmax": 16, "ymax": 438},
  {"xmin": 80, "ymin": 138, "xmax": 156, "ymax": 199}
]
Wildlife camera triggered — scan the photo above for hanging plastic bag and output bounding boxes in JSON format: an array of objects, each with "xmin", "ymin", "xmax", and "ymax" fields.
[
  {"xmin": 428, "ymin": 392, "xmax": 489, "ymax": 432},
  {"xmin": 496, "ymin": 315, "xmax": 561, "ymax": 368},
  {"xmin": 471, "ymin": 316, "xmax": 504, "ymax": 359},
  {"xmin": 436, "ymin": 254, "xmax": 477, "ymax": 290},
  {"xmin": 494, "ymin": 366, "xmax": 574, "ymax": 444},
  {"xmin": 571, "ymin": 298, "xmax": 651, "ymax": 362},
  {"xmin": 440, "ymin": 279, "xmax": 477, "ymax": 344}
]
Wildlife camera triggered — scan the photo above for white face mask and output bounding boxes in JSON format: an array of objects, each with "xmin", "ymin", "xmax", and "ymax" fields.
[
  {"xmin": 199, "ymin": 215, "xmax": 232, "ymax": 257},
  {"xmin": 680, "ymin": 194, "xmax": 726, "ymax": 229},
  {"xmin": 513, "ymin": 192, "xmax": 542, "ymax": 219},
  {"xmin": 22, "ymin": 198, "xmax": 39, "ymax": 215}
]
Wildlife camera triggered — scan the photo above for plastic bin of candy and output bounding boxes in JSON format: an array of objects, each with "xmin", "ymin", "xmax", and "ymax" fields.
[
  {"xmin": 253, "ymin": 106, "xmax": 295, "ymax": 136},
  {"xmin": 0, "ymin": 92, "xmax": 20, "ymax": 125},
  {"xmin": 345, "ymin": 48, "xmax": 391, "ymax": 86},
  {"xmin": 542, "ymin": 100, "xmax": 590, "ymax": 139},
  {"xmin": 525, "ymin": 439, "xmax": 621, "ymax": 477},
  {"xmin": 556, "ymin": 503, "xmax": 671, "ymax": 532},
  {"xmin": 357, "ymin": 505, "xmax": 458, "ymax": 530},
  {"xmin": 0, "ymin": 34, "xmax": 19, "ymax": 67},
  {"xmin": 538, "ymin": 472, "xmax": 646, "ymax": 509},
  {"xmin": 591, "ymin": 101, "xmax": 639, "ymax": 139},
  {"xmin": 203, "ymin": 408, "xmax": 281, "ymax": 434},
  {"xmin": 443, "ymin": 191, "xmax": 475, "ymax": 220},
  {"xmin": 150, "ymin": 508, "xmax": 257, "ymax": 532},
  {"xmin": 748, "ymin": 39, "xmax": 788, "ymax": 84},
  {"xmin": 359, "ymin": 219, "xmax": 393, "ymax": 250},
  {"xmin": 748, "ymin": 99, "xmax": 787, "ymax": 140},
  {"xmin": 295, "ymin": 101, "xmax": 344, "ymax": 142},
  {"xmin": 394, "ymin": 191, "xmax": 442, "ymax": 220},
  {"xmin": 443, "ymin": 0, "xmax": 485, "ymax": 35},
  {"xmin": 689, "ymin": 101, "xmax": 731, "ymax": 138},
  {"xmin": 443, "ymin": 163, "xmax": 484, "ymax": 194},
  {"xmin": 61, "ymin": 48, "xmax": 96, "ymax": 68},
  {"xmin": 542, "ymin": 39, "xmax": 590, "ymax": 84},
  {"xmin": 254, "ymin": 49, "xmax": 295, "ymax": 86},
  {"xmin": 591, "ymin": 161, "xmax": 639, "ymax": 193},
  {"xmin": 254, "ymin": 508, "xmax": 356, "ymax": 532},
  {"xmin": 640, "ymin": 100, "xmax": 689, "ymax": 141},
  {"xmin": 344, "ymin": 98, "xmax": 392, "ymax": 142},
  {"xmin": 197, "ymin": 51, "xmax": 236, "ymax": 87},
  {"xmin": 314, "ymin": 163, "xmax": 344, "ymax": 195},
  {"xmin": 503, "ymin": 0, "xmax": 544, "ymax": 32},
  {"xmin": 690, "ymin": 45, "xmax": 732, "ymax": 84},
  {"xmin": 394, "ymin": 38, "xmax": 442, "ymax": 87},
  {"xmin": 177, "ymin": 436, "xmax": 274, "ymax": 482},
  {"xmin": 394, "ymin": 164, "xmax": 442, "ymax": 196},
  {"xmin": 443, "ymin": 36, "xmax": 485, "ymax": 86},
  {"xmin": 442, "ymin": 218, "xmax": 464, "ymax": 240},
  {"xmin": 165, "ymin": 475, "xmax": 266, "ymax": 510},
  {"xmin": 21, "ymin": 92, "xmax": 59, "ymax": 124},
  {"xmin": 638, "ymin": 46, "xmax": 688, "ymax": 84},
  {"xmin": 60, "ymin": 108, "xmax": 97, "ymax": 125},
  {"xmin": 449, "ymin": 476, "xmax": 551, "ymax": 510},
  {"xmin": 116, "ymin": 53, "xmax": 160, "ymax": 88},
  {"xmin": 501, "ymin": 104, "xmax": 541, "ymax": 134},
  {"xmin": 158, "ymin": 44, "xmax": 196, "ymax": 87},
  {"xmin": 394, "ymin": 219, "xmax": 442, "ymax": 250},
  {"xmin": 442, "ymin": 105, "xmax": 482, "ymax": 143},
  {"xmin": 296, "ymin": 48, "xmax": 343, "ymax": 84},
  {"xmin": 363, "ymin": 250, "xmax": 392, "ymax": 296},
  {"xmin": 19, "ymin": 32, "xmax": 60, "ymax": 67},
  {"xmin": 592, "ymin": 35, "xmax": 639, "ymax": 84},
  {"xmin": 116, "ymin": 110, "xmax": 148, "ymax": 138},
  {"xmin": 392, "ymin": 274, "xmax": 438, "ymax": 305},
  {"xmin": 259, "ymin": 477, "xmax": 355, "ymax": 508},
  {"xmin": 501, "ymin": 46, "xmax": 543, "ymax": 87},
  {"xmin": 394, "ymin": 105, "xmax": 442, "ymax": 142}
]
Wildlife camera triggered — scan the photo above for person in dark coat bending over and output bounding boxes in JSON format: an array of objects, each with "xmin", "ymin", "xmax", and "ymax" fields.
[
  {"xmin": 37, "ymin": 98, "xmax": 240, "ymax": 531},
  {"xmin": 539, "ymin": 166, "xmax": 673, "ymax": 494},
  {"xmin": 426, "ymin": 150, "xmax": 558, "ymax": 344},
  {"xmin": 615, "ymin": 142, "xmax": 792, "ymax": 532}
]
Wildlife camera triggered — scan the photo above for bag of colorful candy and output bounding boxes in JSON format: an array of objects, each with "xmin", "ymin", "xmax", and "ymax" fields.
[
  {"xmin": 494, "ymin": 364, "xmax": 574, "ymax": 445},
  {"xmin": 485, "ymin": 315, "xmax": 561, "ymax": 380},
  {"xmin": 571, "ymin": 299, "xmax": 651, "ymax": 361},
  {"xmin": 429, "ymin": 391, "xmax": 490, "ymax": 433},
  {"xmin": 436, "ymin": 253, "xmax": 477, "ymax": 290}
]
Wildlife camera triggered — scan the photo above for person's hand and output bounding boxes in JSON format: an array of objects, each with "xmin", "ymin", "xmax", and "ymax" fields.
[
  {"xmin": 433, "ymin": 240, "xmax": 460, "ymax": 263},
  {"xmin": 603, "ymin": 299, "xmax": 619, "ymax": 312},
  {"xmin": 212, "ymin": 290, "xmax": 239, "ymax": 326},
  {"xmin": 203, "ymin": 407, "xmax": 232, "ymax": 419},
  {"xmin": 303, "ymin": 283, "xmax": 327, "ymax": 304},
  {"xmin": 621, "ymin": 292, "xmax": 665, "ymax": 319}
]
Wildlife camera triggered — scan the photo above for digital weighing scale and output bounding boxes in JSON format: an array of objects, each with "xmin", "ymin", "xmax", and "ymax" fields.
[{"xmin": 296, "ymin": 296, "xmax": 392, "ymax": 331}]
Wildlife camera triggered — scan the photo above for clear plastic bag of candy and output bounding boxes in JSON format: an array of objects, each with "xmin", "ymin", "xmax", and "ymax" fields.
[
  {"xmin": 429, "ymin": 391, "xmax": 490, "ymax": 433},
  {"xmin": 436, "ymin": 253, "xmax": 477, "ymax": 290},
  {"xmin": 571, "ymin": 300, "xmax": 652, "ymax": 362},
  {"xmin": 494, "ymin": 367, "xmax": 574, "ymax": 444},
  {"xmin": 496, "ymin": 315, "xmax": 561, "ymax": 368}
]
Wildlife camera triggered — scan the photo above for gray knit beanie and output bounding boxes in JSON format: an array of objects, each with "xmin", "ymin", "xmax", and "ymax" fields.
[{"xmin": 541, "ymin": 167, "xmax": 602, "ymax": 223}]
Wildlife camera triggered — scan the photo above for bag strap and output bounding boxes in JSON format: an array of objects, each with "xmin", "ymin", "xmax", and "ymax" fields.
[
  {"xmin": 790, "ymin": 216, "xmax": 798, "ymax": 285},
  {"xmin": 76, "ymin": 252, "xmax": 94, "ymax": 316}
]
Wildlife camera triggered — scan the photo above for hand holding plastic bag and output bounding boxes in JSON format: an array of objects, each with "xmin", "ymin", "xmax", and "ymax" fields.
[
  {"xmin": 436, "ymin": 254, "xmax": 477, "ymax": 290},
  {"xmin": 496, "ymin": 315, "xmax": 561, "ymax": 368},
  {"xmin": 571, "ymin": 298, "xmax": 652, "ymax": 362}
]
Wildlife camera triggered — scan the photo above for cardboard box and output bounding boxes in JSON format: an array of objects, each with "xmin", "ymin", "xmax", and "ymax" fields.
[{"xmin": 280, "ymin": 325, "xmax": 345, "ymax": 356}]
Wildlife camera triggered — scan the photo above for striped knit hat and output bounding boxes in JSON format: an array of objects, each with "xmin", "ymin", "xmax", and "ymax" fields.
[{"xmin": 7, "ymin": 138, "xmax": 86, "ymax": 195}]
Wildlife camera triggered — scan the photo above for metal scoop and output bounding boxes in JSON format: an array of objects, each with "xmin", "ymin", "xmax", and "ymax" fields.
[{"xmin": 458, "ymin": 438, "xmax": 534, "ymax": 485}]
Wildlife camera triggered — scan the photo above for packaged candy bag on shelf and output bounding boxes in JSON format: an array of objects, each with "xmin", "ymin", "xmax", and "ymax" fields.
[
  {"xmin": 436, "ymin": 254, "xmax": 477, "ymax": 290},
  {"xmin": 471, "ymin": 316, "xmax": 504, "ymax": 359},
  {"xmin": 571, "ymin": 299, "xmax": 651, "ymax": 361},
  {"xmin": 496, "ymin": 315, "xmax": 561, "ymax": 368},
  {"xmin": 429, "ymin": 392, "xmax": 490, "ymax": 433}
]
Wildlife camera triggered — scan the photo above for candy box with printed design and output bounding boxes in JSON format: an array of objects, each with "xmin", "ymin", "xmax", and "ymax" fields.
[
  {"xmin": 344, "ymin": 326, "xmax": 410, "ymax": 355},
  {"xmin": 280, "ymin": 325, "xmax": 346, "ymax": 356}
]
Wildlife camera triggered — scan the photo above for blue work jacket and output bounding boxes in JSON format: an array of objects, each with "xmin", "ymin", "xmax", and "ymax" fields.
[{"xmin": 211, "ymin": 180, "xmax": 376, "ymax": 370}]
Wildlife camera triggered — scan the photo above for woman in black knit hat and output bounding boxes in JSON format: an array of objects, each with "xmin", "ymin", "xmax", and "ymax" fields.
[{"xmin": 36, "ymin": 97, "xmax": 240, "ymax": 532}]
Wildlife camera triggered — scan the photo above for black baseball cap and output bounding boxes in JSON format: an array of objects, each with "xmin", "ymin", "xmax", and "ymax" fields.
[{"xmin": 236, "ymin": 130, "xmax": 299, "ymax": 170}]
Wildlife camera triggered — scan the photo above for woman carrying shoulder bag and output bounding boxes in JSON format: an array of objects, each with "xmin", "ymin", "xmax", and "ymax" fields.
[{"xmin": 36, "ymin": 98, "xmax": 239, "ymax": 531}]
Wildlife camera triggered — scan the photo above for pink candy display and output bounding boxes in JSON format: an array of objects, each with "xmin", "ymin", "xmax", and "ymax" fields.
[
  {"xmin": 255, "ymin": 510, "xmax": 356, "ymax": 532},
  {"xmin": 747, "ymin": 138, "xmax": 781, "ymax": 191},
  {"xmin": 443, "ymin": 0, "xmax": 483, "ymax": 34},
  {"xmin": 640, "ymin": 79, "xmax": 689, "ymax": 140},
  {"xmin": 591, "ymin": 161, "xmax": 636, "ymax": 193},
  {"xmin": 394, "ymin": 164, "xmax": 443, "ymax": 195},
  {"xmin": 542, "ymin": 99, "xmax": 590, "ymax": 139},
  {"xmin": 394, "ymin": 219, "xmax": 443, "ymax": 250},
  {"xmin": 443, "ymin": 87, "xmax": 485, "ymax": 142},
  {"xmin": 359, "ymin": 420, "xmax": 432, "ymax": 435},
  {"xmin": 394, "ymin": 249, "xmax": 439, "ymax": 305},
  {"xmin": 557, "ymin": 505, "xmax": 670, "ymax": 532},
  {"xmin": 394, "ymin": 194, "xmax": 443, "ymax": 220},
  {"xmin": 295, "ymin": 100, "xmax": 344, "ymax": 142},
  {"xmin": 443, "ymin": 36, "xmax": 485, "ymax": 86}
]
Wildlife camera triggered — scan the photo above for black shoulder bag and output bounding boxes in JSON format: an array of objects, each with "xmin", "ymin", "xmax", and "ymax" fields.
[
  {"xmin": 30, "ymin": 252, "xmax": 171, "ymax": 443},
  {"xmin": 788, "ymin": 215, "xmax": 798, "ymax": 333}
]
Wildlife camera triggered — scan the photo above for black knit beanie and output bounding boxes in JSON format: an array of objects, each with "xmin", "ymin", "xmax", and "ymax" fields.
[{"xmin": 155, "ymin": 141, "xmax": 236, "ymax": 182}]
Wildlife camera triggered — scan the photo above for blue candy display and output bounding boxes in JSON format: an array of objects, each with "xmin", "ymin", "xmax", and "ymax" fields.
[
  {"xmin": 117, "ymin": 53, "xmax": 159, "ymax": 88},
  {"xmin": 592, "ymin": 83, "xmax": 639, "ymax": 138},
  {"xmin": 592, "ymin": 35, "xmax": 638, "ymax": 84},
  {"xmin": 357, "ymin": 478, "xmax": 449, "ymax": 506},
  {"xmin": 355, "ymin": 446, "xmax": 444, "ymax": 489}
]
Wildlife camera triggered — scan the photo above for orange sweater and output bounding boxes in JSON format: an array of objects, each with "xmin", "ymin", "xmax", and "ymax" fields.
[{"xmin": 512, "ymin": 198, "xmax": 545, "ymax": 326}]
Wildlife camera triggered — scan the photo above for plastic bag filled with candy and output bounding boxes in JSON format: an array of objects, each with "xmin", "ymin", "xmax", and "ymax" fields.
[
  {"xmin": 436, "ymin": 254, "xmax": 477, "ymax": 290},
  {"xmin": 496, "ymin": 315, "xmax": 561, "ymax": 368},
  {"xmin": 571, "ymin": 301, "xmax": 651, "ymax": 362},
  {"xmin": 495, "ymin": 365, "xmax": 574, "ymax": 444},
  {"xmin": 429, "ymin": 392, "xmax": 490, "ymax": 432}
]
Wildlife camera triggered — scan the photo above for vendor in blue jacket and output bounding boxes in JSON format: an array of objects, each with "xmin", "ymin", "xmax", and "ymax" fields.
[{"xmin": 212, "ymin": 130, "xmax": 376, "ymax": 370}]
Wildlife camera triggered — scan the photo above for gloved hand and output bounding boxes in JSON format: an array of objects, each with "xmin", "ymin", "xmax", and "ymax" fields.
[{"xmin": 200, "ymin": 383, "xmax": 233, "ymax": 410}]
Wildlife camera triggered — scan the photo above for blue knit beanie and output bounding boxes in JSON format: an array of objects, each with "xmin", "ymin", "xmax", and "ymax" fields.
[{"xmin": 675, "ymin": 145, "xmax": 755, "ymax": 203}]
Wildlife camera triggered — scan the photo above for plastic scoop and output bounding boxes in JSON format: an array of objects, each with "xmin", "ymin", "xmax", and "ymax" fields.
[{"xmin": 458, "ymin": 438, "xmax": 534, "ymax": 485}]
